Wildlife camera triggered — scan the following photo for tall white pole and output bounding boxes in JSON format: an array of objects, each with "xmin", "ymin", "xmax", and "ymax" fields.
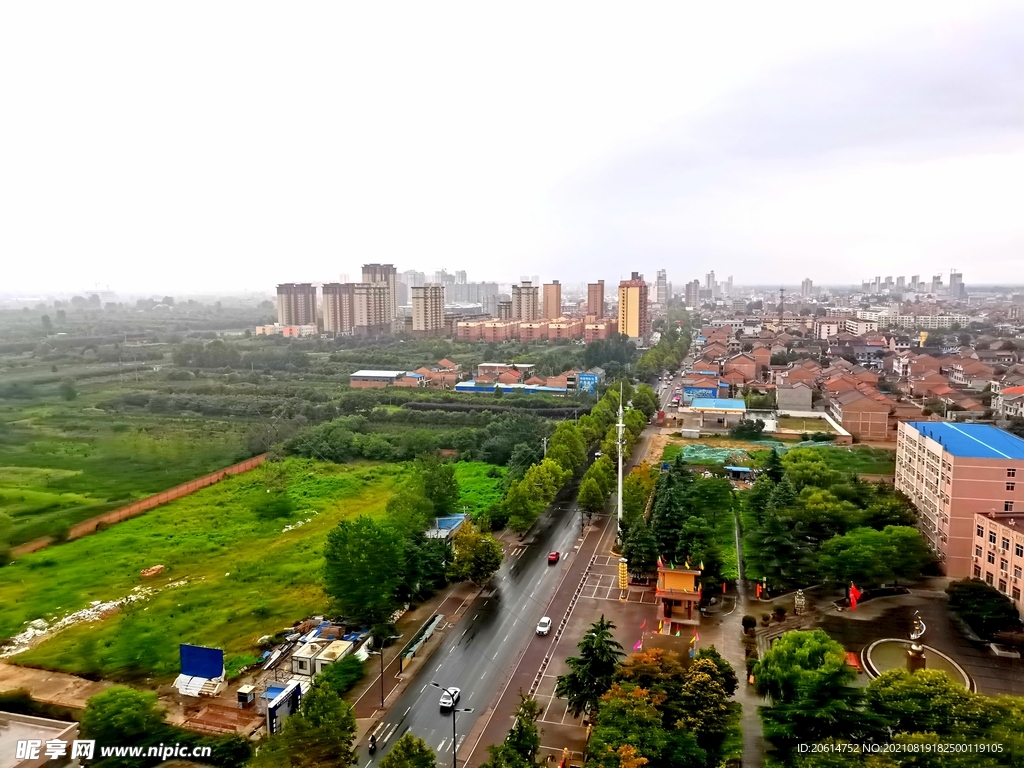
[{"xmin": 616, "ymin": 382, "xmax": 624, "ymax": 531}]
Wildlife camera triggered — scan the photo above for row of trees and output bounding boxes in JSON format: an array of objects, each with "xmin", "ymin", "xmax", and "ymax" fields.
[
  {"xmin": 743, "ymin": 448, "xmax": 931, "ymax": 590},
  {"xmin": 554, "ymin": 617, "xmax": 740, "ymax": 768},
  {"xmin": 501, "ymin": 381, "xmax": 658, "ymax": 534},
  {"xmin": 575, "ymin": 382, "xmax": 660, "ymax": 521},
  {"xmin": 755, "ymin": 629, "xmax": 1024, "ymax": 766},
  {"xmin": 621, "ymin": 458, "xmax": 734, "ymax": 586},
  {"xmin": 636, "ymin": 308, "xmax": 695, "ymax": 381},
  {"xmin": 322, "ymin": 459, "xmax": 503, "ymax": 634}
]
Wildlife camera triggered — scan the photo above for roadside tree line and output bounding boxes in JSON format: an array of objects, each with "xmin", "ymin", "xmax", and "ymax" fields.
[{"xmin": 499, "ymin": 381, "xmax": 658, "ymax": 534}]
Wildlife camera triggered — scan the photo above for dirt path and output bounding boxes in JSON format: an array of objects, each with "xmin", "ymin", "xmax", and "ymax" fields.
[{"xmin": 0, "ymin": 661, "xmax": 112, "ymax": 709}]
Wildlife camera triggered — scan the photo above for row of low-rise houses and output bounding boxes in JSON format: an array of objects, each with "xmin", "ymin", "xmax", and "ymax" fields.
[{"xmin": 689, "ymin": 317, "xmax": 1024, "ymax": 441}]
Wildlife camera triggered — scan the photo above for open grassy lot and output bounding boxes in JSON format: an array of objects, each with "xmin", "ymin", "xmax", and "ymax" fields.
[
  {"xmin": 1, "ymin": 458, "xmax": 502, "ymax": 682},
  {"xmin": 0, "ymin": 403, "xmax": 249, "ymax": 545},
  {"xmin": 453, "ymin": 461, "xmax": 506, "ymax": 516}
]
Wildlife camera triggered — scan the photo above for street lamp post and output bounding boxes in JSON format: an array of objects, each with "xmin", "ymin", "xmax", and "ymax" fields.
[
  {"xmin": 369, "ymin": 634, "xmax": 403, "ymax": 709},
  {"xmin": 430, "ymin": 682, "xmax": 474, "ymax": 768}
]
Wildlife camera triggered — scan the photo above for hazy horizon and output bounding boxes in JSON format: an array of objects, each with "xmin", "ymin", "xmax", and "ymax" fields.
[{"xmin": 2, "ymin": 2, "xmax": 1023, "ymax": 294}]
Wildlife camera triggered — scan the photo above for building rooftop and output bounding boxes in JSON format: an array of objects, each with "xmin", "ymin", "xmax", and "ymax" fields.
[
  {"xmin": 905, "ymin": 422, "xmax": 1024, "ymax": 460},
  {"xmin": 351, "ymin": 370, "xmax": 407, "ymax": 378},
  {"xmin": 689, "ymin": 398, "xmax": 747, "ymax": 411}
]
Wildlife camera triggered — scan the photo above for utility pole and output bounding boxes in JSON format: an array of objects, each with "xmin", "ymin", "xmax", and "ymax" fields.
[
  {"xmin": 542, "ymin": 436, "xmax": 548, "ymax": 458},
  {"xmin": 778, "ymin": 287, "xmax": 785, "ymax": 326},
  {"xmin": 616, "ymin": 382, "xmax": 625, "ymax": 534}
]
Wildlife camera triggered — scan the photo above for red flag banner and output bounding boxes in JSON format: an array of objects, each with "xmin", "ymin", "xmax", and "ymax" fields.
[{"xmin": 850, "ymin": 583, "xmax": 863, "ymax": 611}]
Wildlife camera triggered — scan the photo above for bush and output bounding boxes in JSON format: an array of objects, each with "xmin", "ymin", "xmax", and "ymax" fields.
[
  {"xmin": 731, "ymin": 419, "xmax": 766, "ymax": 439},
  {"xmin": 773, "ymin": 606, "xmax": 787, "ymax": 622},
  {"xmin": 741, "ymin": 615, "xmax": 757, "ymax": 634},
  {"xmin": 947, "ymin": 578, "xmax": 1022, "ymax": 639},
  {"xmin": 314, "ymin": 655, "xmax": 365, "ymax": 697}
]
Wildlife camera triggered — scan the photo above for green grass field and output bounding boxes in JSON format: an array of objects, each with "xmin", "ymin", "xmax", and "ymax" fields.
[
  {"xmin": 1, "ymin": 458, "xmax": 503, "ymax": 682},
  {"xmin": 453, "ymin": 462, "xmax": 506, "ymax": 517},
  {"xmin": 715, "ymin": 501, "xmax": 739, "ymax": 582},
  {"xmin": 0, "ymin": 406, "xmax": 250, "ymax": 545}
]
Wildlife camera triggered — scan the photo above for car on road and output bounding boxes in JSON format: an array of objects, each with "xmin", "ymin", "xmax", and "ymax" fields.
[
  {"xmin": 547, "ymin": 551, "xmax": 560, "ymax": 564},
  {"xmin": 536, "ymin": 617, "xmax": 552, "ymax": 635},
  {"xmin": 439, "ymin": 687, "xmax": 461, "ymax": 710}
]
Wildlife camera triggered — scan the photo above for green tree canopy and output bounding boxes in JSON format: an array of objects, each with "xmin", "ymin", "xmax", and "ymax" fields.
[
  {"xmin": 555, "ymin": 615, "xmax": 625, "ymax": 718},
  {"xmin": 380, "ymin": 732, "xmax": 437, "ymax": 768},
  {"xmin": 323, "ymin": 516, "xmax": 406, "ymax": 625}
]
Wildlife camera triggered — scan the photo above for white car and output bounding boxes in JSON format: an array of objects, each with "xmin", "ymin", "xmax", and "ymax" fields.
[
  {"xmin": 439, "ymin": 687, "xmax": 461, "ymax": 709},
  {"xmin": 536, "ymin": 617, "xmax": 552, "ymax": 636}
]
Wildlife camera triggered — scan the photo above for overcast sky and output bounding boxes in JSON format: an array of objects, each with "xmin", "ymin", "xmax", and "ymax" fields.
[{"xmin": 2, "ymin": 2, "xmax": 1023, "ymax": 296}]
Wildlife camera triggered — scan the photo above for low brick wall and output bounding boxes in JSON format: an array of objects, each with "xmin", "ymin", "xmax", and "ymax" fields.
[{"xmin": 12, "ymin": 454, "xmax": 267, "ymax": 557}]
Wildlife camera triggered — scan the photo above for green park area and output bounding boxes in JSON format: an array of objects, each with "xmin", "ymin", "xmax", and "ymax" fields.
[
  {"xmin": 1, "ymin": 458, "xmax": 504, "ymax": 682},
  {"xmin": 0, "ymin": 406, "xmax": 249, "ymax": 546},
  {"xmin": 662, "ymin": 440, "xmax": 895, "ymax": 477}
]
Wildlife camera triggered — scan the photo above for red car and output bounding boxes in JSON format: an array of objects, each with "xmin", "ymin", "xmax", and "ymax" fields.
[{"xmin": 547, "ymin": 551, "xmax": 560, "ymax": 565}]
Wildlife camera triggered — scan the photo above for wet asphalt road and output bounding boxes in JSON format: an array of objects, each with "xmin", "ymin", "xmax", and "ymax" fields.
[{"xmin": 361, "ymin": 497, "xmax": 587, "ymax": 768}]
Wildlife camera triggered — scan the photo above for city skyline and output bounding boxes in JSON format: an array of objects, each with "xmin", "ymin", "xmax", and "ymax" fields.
[{"xmin": 3, "ymin": 3, "xmax": 1024, "ymax": 294}]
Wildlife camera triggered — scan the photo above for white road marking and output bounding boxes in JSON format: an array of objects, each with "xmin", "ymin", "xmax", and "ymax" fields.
[
  {"xmin": 421, "ymin": 684, "xmax": 427, "ymax": 692},
  {"xmin": 438, "ymin": 739, "xmax": 448, "ymax": 751},
  {"xmin": 472, "ymin": 613, "xmax": 478, "ymax": 621}
]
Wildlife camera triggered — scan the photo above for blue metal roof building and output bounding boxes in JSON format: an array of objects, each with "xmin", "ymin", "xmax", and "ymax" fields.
[{"xmin": 903, "ymin": 422, "xmax": 1024, "ymax": 460}]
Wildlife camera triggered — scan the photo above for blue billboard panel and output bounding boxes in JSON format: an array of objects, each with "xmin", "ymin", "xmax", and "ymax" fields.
[
  {"xmin": 578, "ymin": 373, "xmax": 599, "ymax": 394},
  {"xmin": 180, "ymin": 644, "xmax": 224, "ymax": 679},
  {"xmin": 683, "ymin": 386, "xmax": 717, "ymax": 402}
]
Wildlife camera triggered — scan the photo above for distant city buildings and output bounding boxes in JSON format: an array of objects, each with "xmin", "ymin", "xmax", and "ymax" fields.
[
  {"xmin": 412, "ymin": 284, "xmax": 445, "ymax": 335},
  {"xmin": 362, "ymin": 263, "xmax": 398, "ymax": 320},
  {"xmin": 618, "ymin": 272, "xmax": 650, "ymax": 342},
  {"xmin": 684, "ymin": 279, "xmax": 700, "ymax": 308},
  {"xmin": 587, "ymin": 280, "xmax": 606, "ymax": 318},
  {"xmin": 276, "ymin": 283, "xmax": 317, "ymax": 327},
  {"xmin": 512, "ymin": 281, "xmax": 540, "ymax": 321},
  {"xmin": 543, "ymin": 280, "xmax": 562, "ymax": 320},
  {"xmin": 655, "ymin": 269, "xmax": 669, "ymax": 305},
  {"xmin": 801, "ymin": 278, "xmax": 813, "ymax": 297}
]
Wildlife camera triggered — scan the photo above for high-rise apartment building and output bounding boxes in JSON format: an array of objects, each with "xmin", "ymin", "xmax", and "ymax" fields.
[
  {"xmin": 705, "ymin": 271, "xmax": 715, "ymax": 291},
  {"xmin": 511, "ymin": 281, "xmax": 540, "ymax": 321},
  {"xmin": 930, "ymin": 274, "xmax": 944, "ymax": 294},
  {"xmin": 276, "ymin": 283, "xmax": 318, "ymax": 327},
  {"xmin": 353, "ymin": 283, "xmax": 390, "ymax": 336},
  {"xmin": 655, "ymin": 270, "xmax": 669, "ymax": 305},
  {"xmin": 322, "ymin": 283, "xmax": 355, "ymax": 334},
  {"xmin": 896, "ymin": 276, "xmax": 906, "ymax": 290},
  {"xmin": 587, "ymin": 280, "xmax": 606, "ymax": 318},
  {"xmin": 684, "ymin": 279, "xmax": 700, "ymax": 308},
  {"xmin": 895, "ymin": 422, "xmax": 1024, "ymax": 576},
  {"xmin": 362, "ymin": 263, "xmax": 398, "ymax": 320},
  {"xmin": 497, "ymin": 300, "xmax": 513, "ymax": 320},
  {"xmin": 618, "ymin": 272, "xmax": 650, "ymax": 342},
  {"xmin": 725, "ymin": 276, "xmax": 733, "ymax": 296},
  {"xmin": 910, "ymin": 275, "xmax": 920, "ymax": 292},
  {"xmin": 543, "ymin": 281, "xmax": 562, "ymax": 320},
  {"xmin": 949, "ymin": 271, "xmax": 965, "ymax": 300},
  {"xmin": 800, "ymin": 278, "xmax": 813, "ymax": 297},
  {"xmin": 412, "ymin": 284, "xmax": 445, "ymax": 335}
]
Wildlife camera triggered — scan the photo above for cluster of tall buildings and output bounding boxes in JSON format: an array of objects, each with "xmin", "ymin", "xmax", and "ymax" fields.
[
  {"xmin": 858, "ymin": 271, "xmax": 966, "ymax": 299},
  {"xmin": 274, "ymin": 268, "xmax": 661, "ymax": 342}
]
